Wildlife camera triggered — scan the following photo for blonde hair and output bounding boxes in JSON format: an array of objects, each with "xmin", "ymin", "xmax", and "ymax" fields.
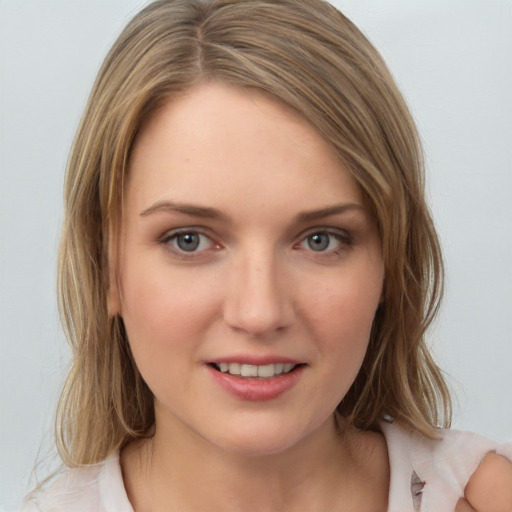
[{"xmin": 57, "ymin": 0, "xmax": 451, "ymax": 467}]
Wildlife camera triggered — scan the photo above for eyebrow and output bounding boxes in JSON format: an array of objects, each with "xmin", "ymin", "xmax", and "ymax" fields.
[
  {"xmin": 295, "ymin": 203, "xmax": 365, "ymax": 223},
  {"xmin": 139, "ymin": 200, "xmax": 364, "ymax": 222},
  {"xmin": 140, "ymin": 200, "xmax": 227, "ymax": 220}
]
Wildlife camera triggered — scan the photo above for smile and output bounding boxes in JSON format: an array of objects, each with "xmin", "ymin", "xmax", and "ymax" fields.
[
  {"xmin": 210, "ymin": 362, "xmax": 300, "ymax": 378},
  {"xmin": 207, "ymin": 361, "xmax": 306, "ymax": 401}
]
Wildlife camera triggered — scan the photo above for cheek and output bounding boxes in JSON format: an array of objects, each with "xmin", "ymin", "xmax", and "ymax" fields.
[
  {"xmin": 294, "ymin": 273, "xmax": 381, "ymax": 418},
  {"xmin": 303, "ymin": 263, "xmax": 383, "ymax": 363},
  {"xmin": 310, "ymin": 271, "xmax": 381, "ymax": 329},
  {"xmin": 119, "ymin": 259, "xmax": 221, "ymax": 357},
  {"xmin": 119, "ymin": 262, "xmax": 224, "ymax": 401}
]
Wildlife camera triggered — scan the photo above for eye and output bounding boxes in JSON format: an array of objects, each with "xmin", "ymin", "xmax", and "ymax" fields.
[
  {"xmin": 161, "ymin": 230, "xmax": 216, "ymax": 254},
  {"xmin": 298, "ymin": 230, "xmax": 350, "ymax": 253}
]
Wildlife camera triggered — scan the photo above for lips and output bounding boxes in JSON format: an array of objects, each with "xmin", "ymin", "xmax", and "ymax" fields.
[{"xmin": 206, "ymin": 358, "xmax": 305, "ymax": 401}]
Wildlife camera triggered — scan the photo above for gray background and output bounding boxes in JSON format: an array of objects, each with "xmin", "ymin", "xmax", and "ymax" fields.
[{"xmin": 1, "ymin": 0, "xmax": 511, "ymax": 509}]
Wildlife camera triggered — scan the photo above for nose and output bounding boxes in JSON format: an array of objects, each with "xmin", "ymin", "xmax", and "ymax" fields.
[{"xmin": 223, "ymin": 249, "xmax": 294, "ymax": 338}]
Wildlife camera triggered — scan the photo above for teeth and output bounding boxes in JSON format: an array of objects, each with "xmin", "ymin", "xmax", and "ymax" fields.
[
  {"xmin": 241, "ymin": 364, "xmax": 258, "ymax": 377},
  {"xmin": 216, "ymin": 362, "xmax": 297, "ymax": 378},
  {"xmin": 257, "ymin": 364, "xmax": 275, "ymax": 378},
  {"xmin": 228, "ymin": 362, "xmax": 241, "ymax": 375}
]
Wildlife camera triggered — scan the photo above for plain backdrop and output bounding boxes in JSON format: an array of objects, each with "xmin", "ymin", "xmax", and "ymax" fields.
[{"xmin": 1, "ymin": 0, "xmax": 511, "ymax": 509}]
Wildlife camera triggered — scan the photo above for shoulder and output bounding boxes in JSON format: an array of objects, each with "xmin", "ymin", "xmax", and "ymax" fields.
[
  {"xmin": 19, "ymin": 453, "xmax": 132, "ymax": 512},
  {"xmin": 381, "ymin": 419, "xmax": 512, "ymax": 471},
  {"xmin": 462, "ymin": 451, "xmax": 512, "ymax": 512},
  {"xmin": 19, "ymin": 463, "xmax": 106, "ymax": 512},
  {"xmin": 379, "ymin": 420, "xmax": 512, "ymax": 512}
]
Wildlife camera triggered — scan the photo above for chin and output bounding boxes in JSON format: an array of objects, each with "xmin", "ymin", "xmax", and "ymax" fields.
[{"xmin": 204, "ymin": 416, "xmax": 327, "ymax": 458}]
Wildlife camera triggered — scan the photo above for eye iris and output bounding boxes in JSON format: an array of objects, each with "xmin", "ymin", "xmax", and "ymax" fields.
[
  {"xmin": 177, "ymin": 233, "xmax": 200, "ymax": 251},
  {"xmin": 307, "ymin": 233, "xmax": 330, "ymax": 251}
]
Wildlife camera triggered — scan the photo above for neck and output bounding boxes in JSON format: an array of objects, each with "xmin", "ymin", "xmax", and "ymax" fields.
[{"xmin": 122, "ymin": 413, "xmax": 389, "ymax": 512}]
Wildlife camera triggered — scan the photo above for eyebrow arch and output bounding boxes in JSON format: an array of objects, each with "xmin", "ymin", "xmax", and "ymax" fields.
[
  {"xmin": 295, "ymin": 203, "xmax": 365, "ymax": 223},
  {"xmin": 140, "ymin": 200, "xmax": 227, "ymax": 220}
]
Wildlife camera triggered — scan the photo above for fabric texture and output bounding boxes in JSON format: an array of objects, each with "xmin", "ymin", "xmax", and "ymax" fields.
[
  {"xmin": 380, "ymin": 421, "xmax": 512, "ymax": 511},
  {"xmin": 20, "ymin": 422, "xmax": 512, "ymax": 511}
]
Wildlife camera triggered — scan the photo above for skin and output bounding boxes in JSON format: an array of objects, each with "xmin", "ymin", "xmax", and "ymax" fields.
[
  {"xmin": 110, "ymin": 82, "xmax": 389, "ymax": 511},
  {"xmin": 109, "ymin": 82, "xmax": 512, "ymax": 510},
  {"xmin": 457, "ymin": 452, "xmax": 512, "ymax": 512}
]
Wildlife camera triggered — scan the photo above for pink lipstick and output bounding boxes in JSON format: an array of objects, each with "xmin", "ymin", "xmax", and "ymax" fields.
[{"xmin": 206, "ymin": 360, "xmax": 305, "ymax": 401}]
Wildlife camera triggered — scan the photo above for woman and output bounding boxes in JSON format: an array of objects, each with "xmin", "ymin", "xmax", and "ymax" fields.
[{"xmin": 21, "ymin": 0, "xmax": 512, "ymax": 510}]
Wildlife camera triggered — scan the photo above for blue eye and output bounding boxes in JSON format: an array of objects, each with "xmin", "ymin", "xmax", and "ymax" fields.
[
  {"xmin": 300, "ymin": 231, "xmax": 347, "ymax": 253},
  {"xmin": 164, "ymin": 231, "xmax": 214, "ymax": 253},
  {"xmin": 307, "ymin": 232, "xmax": 331, "ymax": 251}
]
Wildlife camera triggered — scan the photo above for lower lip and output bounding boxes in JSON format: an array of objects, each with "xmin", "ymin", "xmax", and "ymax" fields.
[{"xmin": 207, "ymin": 365, "xmax": 305, "ymax": 401}]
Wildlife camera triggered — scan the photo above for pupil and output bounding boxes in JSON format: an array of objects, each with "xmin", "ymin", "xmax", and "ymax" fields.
[
  {"xmin": 308, "ymin": 233, "xmax": 329, "ymax": 251},
  {"xmin": 177, "ymin": 233, "xmax": 200, "ymax": 251}
]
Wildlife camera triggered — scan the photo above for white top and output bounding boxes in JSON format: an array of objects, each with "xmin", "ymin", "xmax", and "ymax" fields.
[{"xmin": 20, "ymin": 421, "xmax": 512, "ymax": 512}]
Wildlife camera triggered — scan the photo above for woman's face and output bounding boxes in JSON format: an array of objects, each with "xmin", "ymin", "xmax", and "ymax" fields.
[{"xmin": 111, "ymin": 82, "xmax": 384, "ymax": 456}]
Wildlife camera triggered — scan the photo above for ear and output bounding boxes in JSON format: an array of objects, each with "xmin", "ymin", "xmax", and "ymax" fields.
[{"xmin": 106, "ymin": 227, "xmax": 122, "ymax": 317}]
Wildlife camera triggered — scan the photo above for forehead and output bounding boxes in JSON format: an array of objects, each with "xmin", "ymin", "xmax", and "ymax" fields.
[{"xmin": 127, "ymin": 82, "xmax": 363, "ymax": 217}]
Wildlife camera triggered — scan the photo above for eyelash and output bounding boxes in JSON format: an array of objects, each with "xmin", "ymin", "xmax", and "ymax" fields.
[
  {"xmin": 296, "ymin": 229, "xmax": 353, "ymax": 256},
  {"xmin": 159, "ymin": 229, "xmax": 221, "ymax": 259},
  {"xmin": 159, "ymin": 227, "xmax": 353, "ymax": 259}
]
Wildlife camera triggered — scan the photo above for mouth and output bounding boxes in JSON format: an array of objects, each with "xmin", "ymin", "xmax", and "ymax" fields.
[{"xmin": 208, "ymin": 362, "xmax": 305, "ymax": 379}]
